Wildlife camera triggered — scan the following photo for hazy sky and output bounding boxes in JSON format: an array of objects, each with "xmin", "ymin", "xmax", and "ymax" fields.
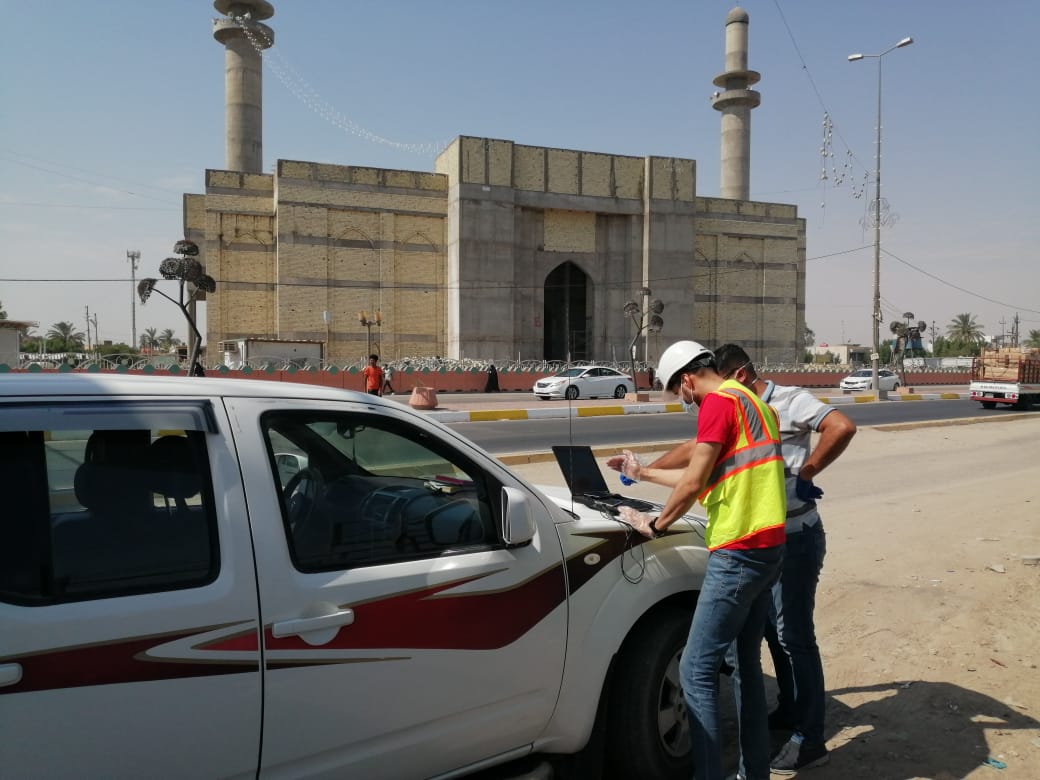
[{"xmin": 2, "ymin": 0, "xmax": 1037, "ymax": 352}]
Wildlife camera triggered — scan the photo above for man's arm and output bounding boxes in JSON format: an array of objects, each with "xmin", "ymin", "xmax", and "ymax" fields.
[
  {"xmin": 654, "ymin": 441, "xmax": 721, "ymax": 530},
  {"xmin": 648, "ymin": 440, "xmax": 696, "ymax": 471},
  {"xmin": 606, "ymin": 439, "xmax": 696, "ymax": 486},
  {"xmin": 798, "ymin": 408, "xmax": 856, "ymax": 482}
]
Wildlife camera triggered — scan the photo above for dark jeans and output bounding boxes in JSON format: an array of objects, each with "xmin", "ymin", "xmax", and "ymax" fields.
[
  {"xmin": 682, "ymin": 545, "xmax": 784, "ymax": 780},
  {"xmin": 766, "ymin": 522, "xmax": 827, "ymax": 746}
]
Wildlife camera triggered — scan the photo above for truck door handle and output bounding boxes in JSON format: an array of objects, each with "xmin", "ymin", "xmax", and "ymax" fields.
[
  {"xmin": 272, "ymin": 608, "xmax": 355, "ymax": 643},
  {"xmin": 0, "ymin": 663, "xmax": 23, "ymax": 687}
]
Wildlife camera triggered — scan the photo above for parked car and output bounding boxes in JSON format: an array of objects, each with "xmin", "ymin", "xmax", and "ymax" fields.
[
  {"xmin": 533, "ymin": 365, "xmax": 635, "ymax": 400},
  {"xmin": 839, "ymin": 368, "xmax": 900, "ymax": 391},
  {"xmin": 0, "ymin": 373, "xmax": 706, "ymax": 779}
]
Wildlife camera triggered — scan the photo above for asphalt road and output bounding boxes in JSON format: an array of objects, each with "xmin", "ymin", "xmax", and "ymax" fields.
[{"xmin": 447, "ymin": 398, "xmax": 1035, "ymax": 455}]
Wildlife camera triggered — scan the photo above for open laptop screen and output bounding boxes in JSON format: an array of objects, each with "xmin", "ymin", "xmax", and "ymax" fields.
[{"xmin": 551, "ymin": 445, "xmax": 612, "ymax": 497}]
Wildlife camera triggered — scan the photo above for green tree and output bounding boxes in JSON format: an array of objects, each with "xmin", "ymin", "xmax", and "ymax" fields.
[
  {"xmin": 803, "ymin": 324, "xmax": 815, "ymax": 348},
  {"xmin": 140, "ymin": 327, "xmax": 159, "ymax": 351},
  {"xmin": 158, "ymin": 328, "xmax": 179, "ymax": 351},
  {"xmin": 45, "ymin": 321, "xmax": 85, "ymax": 352},
  {"xmin": 1024, "ymin": 329, "xmax": 1040, "ymax": 349},
  {"xmin": 0, "ymin": 300, "xmax": 7, "ymax": 319},
  {"xmin": 946, "ymin": 313, "xmax": 984, "ymax": 345},
  {"xmin": 21, "ymin": 328, "xmax": 43, "ymax": 352}
]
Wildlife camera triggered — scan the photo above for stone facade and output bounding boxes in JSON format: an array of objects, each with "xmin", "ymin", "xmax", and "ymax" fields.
[{"xmin": 187, "ymin": 135, "xmax": 806, "ymax": 365}]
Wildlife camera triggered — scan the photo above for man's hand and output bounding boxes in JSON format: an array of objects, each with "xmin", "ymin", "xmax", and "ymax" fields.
[
  {"xmin": 795, "ymin": 478, "xmax": 824, "ymax": 502},
  {"xmin": 606, "ymin": 449, "xmax": 644, "ymax": 482},
  {"xmin": 617, "ymin": 506, "xmax": 657, "ymax": 538}
]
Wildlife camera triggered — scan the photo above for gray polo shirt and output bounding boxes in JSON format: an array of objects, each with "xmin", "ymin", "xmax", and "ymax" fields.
[{"xmin": 761, "ymin": 380, "xmax": 834, "ymax": 533}]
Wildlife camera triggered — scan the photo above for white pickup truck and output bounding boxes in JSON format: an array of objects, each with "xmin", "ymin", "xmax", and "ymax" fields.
[{"xmin": 0, "ymin": 374, "xmax": 707, "ymax": 779}]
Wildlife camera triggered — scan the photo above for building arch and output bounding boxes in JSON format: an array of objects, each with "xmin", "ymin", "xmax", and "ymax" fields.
[{"xmin": 543, "ymin": 261, "xmax": 590, "ymax": 361}]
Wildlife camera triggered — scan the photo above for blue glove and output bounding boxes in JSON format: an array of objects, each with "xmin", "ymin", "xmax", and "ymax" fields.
[
  {"xmin": 795, "ymin": 478, "xmax": 824, "ymax": 502},
  {"xmin": 619, "ymin": 474, "xmax": 636, "ymax": 486}
]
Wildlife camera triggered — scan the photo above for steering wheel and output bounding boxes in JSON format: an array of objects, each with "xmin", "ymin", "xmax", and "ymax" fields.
[{"xmin": 283, "ymin": 467, "xmax": 325, "ymax": 530}]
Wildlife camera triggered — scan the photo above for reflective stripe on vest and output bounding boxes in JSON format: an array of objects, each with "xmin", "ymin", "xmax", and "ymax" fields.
[{"xmin": 698, "ymin": 380, "xmax": 787, "ymax": 550}]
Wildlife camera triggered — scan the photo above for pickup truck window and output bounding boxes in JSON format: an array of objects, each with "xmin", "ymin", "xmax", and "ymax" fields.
[
  {"xmin": 261, "ymin": 412, "xmax": 497, "ymax": 572},
  {"xmin": 0, "ymin": 416, "xmax": 219, "ymax": 605}
]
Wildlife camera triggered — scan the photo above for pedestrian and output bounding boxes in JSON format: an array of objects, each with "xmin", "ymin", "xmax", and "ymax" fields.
[
  {"xmin": 382, "ymin": 364, "xmax": 395, "ymax": 395},
  {"xmin": 484, "ymin": 363, "xmax": 500, "ymax": 392},
  {"xmin": 362, "ymin": 354, "xmax": 384, "ymax": 396},
  {"xmin": 713, "ymin": 344, "xmax": 856, "ymax": 774},
  {"xmin": 608, "ymin": 340, "xmax": 787, "ymax": 780}
]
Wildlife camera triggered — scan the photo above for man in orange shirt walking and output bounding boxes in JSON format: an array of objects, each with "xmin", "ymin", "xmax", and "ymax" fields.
[{"xmin": 362, "ymin": 354, "xmax": 385, "ymax": 396}]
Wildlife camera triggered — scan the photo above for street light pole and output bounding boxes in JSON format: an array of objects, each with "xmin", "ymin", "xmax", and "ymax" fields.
[
  {"xmin": 849, "ymin": 36, "xmax": 912, "ymax": 399},
  {"xmin": 358, "ymin": 310, "xmax": 382, "ymax": 357},
  {"xmin": 127, "ymin": 250, "xmax": 141, "ymax": 350}
]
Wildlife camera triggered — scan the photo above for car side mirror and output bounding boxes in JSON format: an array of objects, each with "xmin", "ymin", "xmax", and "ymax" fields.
[{"xmin": 501, "ymin": 486, "xmax": 536, "ymax": 546}]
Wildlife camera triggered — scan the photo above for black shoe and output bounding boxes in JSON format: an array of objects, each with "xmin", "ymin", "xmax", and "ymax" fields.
[
  {"xmin": 768, "ymin": 708, "xmax": 795, "ymax": 732},
  {"xmin": 769, "ymin": 739, "xmax": 829, "ymax": 774}
]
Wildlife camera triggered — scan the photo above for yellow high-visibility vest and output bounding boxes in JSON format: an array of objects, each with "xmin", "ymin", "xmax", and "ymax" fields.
[{"xmin": 698, "ymin": 380, "xmax": 787, "ymax": 550}]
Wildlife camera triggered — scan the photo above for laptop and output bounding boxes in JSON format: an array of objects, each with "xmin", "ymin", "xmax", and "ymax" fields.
[{"xmin": 551, "ymin": 445, "xmax": 656, "ymax": 515}]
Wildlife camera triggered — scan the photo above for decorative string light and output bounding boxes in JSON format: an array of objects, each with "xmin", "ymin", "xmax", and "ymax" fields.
[{"xmin": 231, "ymin": 14, "xmax": 453, "ymax": 157}]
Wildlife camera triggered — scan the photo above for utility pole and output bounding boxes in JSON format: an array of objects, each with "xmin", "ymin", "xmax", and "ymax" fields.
[
  {"xmin": 84, "ymin": 306, "xmax": 92, "ymax": 352},
  {"xmin": 127, "ymin": 250, "xmax": 141, "ymax": 350}
]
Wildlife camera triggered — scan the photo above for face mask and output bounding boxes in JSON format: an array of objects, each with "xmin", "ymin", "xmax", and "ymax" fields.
[{"xmin": 680, "ymin": 382, "xmax": 696, "ymax": 414}]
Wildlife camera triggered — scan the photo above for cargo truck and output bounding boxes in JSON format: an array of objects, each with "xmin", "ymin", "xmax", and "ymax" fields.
[{"xmin": 969, "ymin": 348, "xmax": 1040, "ymax": 409}]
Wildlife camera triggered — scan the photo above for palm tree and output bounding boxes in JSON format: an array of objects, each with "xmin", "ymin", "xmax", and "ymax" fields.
[
  {"xmin": 46, "ymin": 321, "xmax": 85, "ymax": 352},
  {"xmin": 140, "ymin": 327, "xmax": 159, "ymax": 352},
  {"xmin": 946, "ymin": 313, "xmax": 984, "ymax": 345},
  {"xmin": 159, "ymin": 328, "xmax": 179, "ymax": 351},
  {"xmin": 1024, "ymin": 329, "xmax": 1040, "ymax": 349}
]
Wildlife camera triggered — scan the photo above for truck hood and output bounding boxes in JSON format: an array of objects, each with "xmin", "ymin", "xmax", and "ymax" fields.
[{"xmin": 534, "ymin": 483, "xmax": 708, "ymax": 536}]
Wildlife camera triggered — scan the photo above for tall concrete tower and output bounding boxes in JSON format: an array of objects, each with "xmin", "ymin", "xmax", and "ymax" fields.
[
  {"xmin": 711, "ymin": 7, "xmax": 760, "ymax": 201},
  {"xmin": 213, "ymin": 1, "xmax": 274, "ymax": 173}
]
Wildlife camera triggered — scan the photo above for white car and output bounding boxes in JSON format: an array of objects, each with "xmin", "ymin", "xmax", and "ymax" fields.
[
  {"xmin": 0, "ymin": 373, "xmax": 706, "ymax": 779},
  {"xmin": 839, "ymin": 368, "xmax": 900, "ymax": 391},
  {"xmin": 533, "ymin": 365, "xmax": 635, "ymax": 400}
]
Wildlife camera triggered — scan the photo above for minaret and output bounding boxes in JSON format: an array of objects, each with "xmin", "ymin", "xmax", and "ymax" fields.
[
  {"xmin": 212, "ymin": 1, "xmax": 275, "ymax": 173},
  {"xmin": 711, "ymin": 7, "xmax": 760, "ymax": 201}
]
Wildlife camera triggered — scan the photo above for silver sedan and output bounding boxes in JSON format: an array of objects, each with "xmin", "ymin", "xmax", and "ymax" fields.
[
  {"xmin": 533, "ymin": 365, "xmax": 635, "ymax": 400},
  {"xmin": 839, "ymin": 368, "xmax": 900, "ymax": 391}
]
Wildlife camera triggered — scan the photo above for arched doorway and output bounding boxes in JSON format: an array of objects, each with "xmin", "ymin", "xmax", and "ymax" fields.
[{"xmin": 544, "ymin": 262, "xmax": 589, "ymax": 361}]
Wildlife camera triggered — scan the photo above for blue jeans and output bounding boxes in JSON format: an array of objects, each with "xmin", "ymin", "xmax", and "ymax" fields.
[
  {"xmin": 681, "ymin": 545, "xmax": 783, "ymax": 780},
  {"xmin": 766, "ymin": 522, "xmax": 827, "ymax": 746}
]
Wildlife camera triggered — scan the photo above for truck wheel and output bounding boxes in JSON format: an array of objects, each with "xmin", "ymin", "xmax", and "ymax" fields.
[
  {"xmin": 606, "ymin": 607, "xmax": 693, "ymax": 779},
  {"xmin": 981, "ymin": 401, "xmax": 997, "ymax": 409}
]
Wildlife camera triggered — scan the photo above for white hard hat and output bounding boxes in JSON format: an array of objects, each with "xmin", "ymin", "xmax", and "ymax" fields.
[{"xmin": 657, "ymin": 340, "xmax": 714, "ymax": 395}]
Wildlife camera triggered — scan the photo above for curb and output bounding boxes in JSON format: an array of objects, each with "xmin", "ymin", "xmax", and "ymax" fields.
[{"xmin": 427, "ymin": 393, "xmax": 972, "ymax": 422}]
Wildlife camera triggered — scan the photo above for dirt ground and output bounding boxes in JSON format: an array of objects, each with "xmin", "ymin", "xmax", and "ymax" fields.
[{"xmin": 513, "ymin": 413, "xmax": 1040, "ymax": 779}]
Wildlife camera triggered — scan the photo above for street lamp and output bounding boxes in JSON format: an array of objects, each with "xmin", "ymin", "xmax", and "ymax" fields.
[
  {"xmin": 623, "ymin": 291, "xmax": 664, "ymax": 389},
  {"xmin": 848, "ymin": 35, "xmax": 913, "ymax": 399},
  {"xmin": 358, "ymin": 309, "xmax": 382, "ymax": 356},
  {"xmin": 137, "ymin": 239, "xmax": 215, "ymax": 376},
  {"xmin": 127, "ymin": 250, "xmax": 140, "ymax": 351}
]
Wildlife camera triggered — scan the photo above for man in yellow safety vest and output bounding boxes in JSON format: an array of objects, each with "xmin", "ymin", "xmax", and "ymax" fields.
[{"xmin": 611, "ymin": 340, "xmax": 786, "ymax": 780}]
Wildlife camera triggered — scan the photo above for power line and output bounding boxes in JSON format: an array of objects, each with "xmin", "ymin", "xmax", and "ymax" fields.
[
  {"xmin": 882, "ymin": 247, "xmax": 1040, "ymax": 315},
  {"xmin": 0, "ymin": 201, "xmax": 179, "ymax": 211},
  {"xmin": 0, "ymin": 156, "xmax": 180, "ymax": 206},
  {"xmin": 0, "ymin": 149, "xmax": 189, "ymax": 197}
]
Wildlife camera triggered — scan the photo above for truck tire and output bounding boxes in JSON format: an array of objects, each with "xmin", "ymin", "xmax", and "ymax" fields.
[
  {"xmin": 605, "ymin": 607, "xmax": 693, "ymax": 779},
  {"xmin": 981, "ymin": 401, "xmax": 997, "ymax": 409}
]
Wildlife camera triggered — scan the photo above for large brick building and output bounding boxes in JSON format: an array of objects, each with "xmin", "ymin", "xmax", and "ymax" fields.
[{"xmin": 188, "ymin": 4, "xmax": 804, "ymax": 366}]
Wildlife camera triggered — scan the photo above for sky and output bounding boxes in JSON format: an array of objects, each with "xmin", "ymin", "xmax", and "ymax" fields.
[{"xmin": 2, "ymin": 0, "xmax": 1038, "ymax": 352}]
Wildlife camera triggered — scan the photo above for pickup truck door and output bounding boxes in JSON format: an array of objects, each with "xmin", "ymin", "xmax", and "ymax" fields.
[
  {"xmin": 226, "ymin": 398, "xmax": 568, "ymax": 780},
  {"xmin": 0, "ymin": 400, "xmax": 263, "ymax": 779}
]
